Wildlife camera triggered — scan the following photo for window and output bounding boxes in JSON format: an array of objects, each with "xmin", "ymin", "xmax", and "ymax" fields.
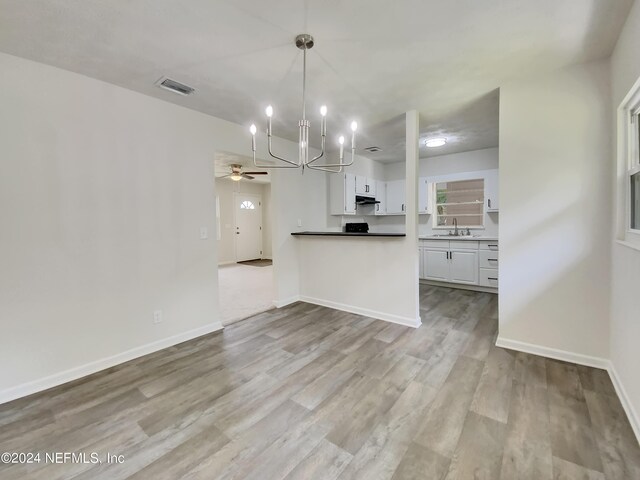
[
  {"xmin": 630, "ymin": 110, "xmax": 640, "ymax": 231},
  {"xmin": 435, "ymin": 178, "xmax": 484, "ymax": 228},
  {"xmin": 619, "ymin": 76, "xmax": 640, "ymax": 245},
  {"xmin": 240, "ymin": 200, "xmax": 255, "ymax": 210}
]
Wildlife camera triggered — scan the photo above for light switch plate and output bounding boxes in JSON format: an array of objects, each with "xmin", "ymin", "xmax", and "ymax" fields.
[{"xmin": 200, "ymin": 227, "xmax": 208, "ymax": 239}]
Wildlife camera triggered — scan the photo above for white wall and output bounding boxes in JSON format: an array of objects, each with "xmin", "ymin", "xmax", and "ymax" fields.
[
  {"xmin": 498, "ymin": 60, "xmax": 611, "ymax": 360},
  {"xmin": 215, "ymin": 178, "xmax": 271, "ymax": 264},
  {"xmin": 610, "ymin": 0, "xmax": 640, "ymax": 437},
  {"xmin": 297, "ymin": 112, "xmax": 421, "ymax": 326},
  {"xmin": 0, "ymin": 52, "xmax": 303, "ymax": 401}
]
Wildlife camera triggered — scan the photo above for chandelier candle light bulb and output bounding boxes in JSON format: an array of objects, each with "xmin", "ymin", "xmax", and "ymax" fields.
[{"xmin": 249, "ymin": 34, "xmax": 358, "ymax": 172}]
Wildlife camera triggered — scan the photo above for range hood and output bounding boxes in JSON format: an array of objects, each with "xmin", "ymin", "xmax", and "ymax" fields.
[{"xmin": 355, "ymin": 195, "xmax": 380, "ymax": 205}]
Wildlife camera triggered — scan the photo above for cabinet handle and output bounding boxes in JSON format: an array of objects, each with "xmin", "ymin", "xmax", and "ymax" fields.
[
  {"xmin": 488, "ymin": 258, "xmax": 498, "ymax": 262},
  {"xmin": 401, "ymin": 204, "xmax": 405, "ymax": 212},
  {"xmin": 450, "ymin": 251, "xmax": 453, "ymax": 260},
  {"xmin": 488, "ymin": 244, "xmax": 498, "ymax": 248},
  {"xmin": 488, "ymin": 277, "xmax": 498, "ymax": 281},
  {"xmin": 488, "ymin": 199, "xmax": 491, "ymax": 208}
]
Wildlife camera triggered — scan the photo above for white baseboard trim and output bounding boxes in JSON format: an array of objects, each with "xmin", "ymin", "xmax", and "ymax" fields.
[
  {"xmin": 299, "ymin": 295, "xmax": 421, "ymax": 328},
  {"xmin": 0, "ymin": 322, "xmax": 224, "ymax": 406},
  {"xmin": 495, "ymin": 336, "xmax": 609, "ymax": 369},
  {"xmin": 422, "ymin": 279, "xmax": 497, "ymax": 294},
  {"xmin": 273, "ymin": 296, "xmax": 300, "ymax": 308},
  {"xmin": 607, "ymin": 363, "xmax": 640, "ymax": 445}
]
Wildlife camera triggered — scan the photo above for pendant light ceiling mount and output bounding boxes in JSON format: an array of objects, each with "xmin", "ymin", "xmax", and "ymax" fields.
[
  {"xmin": 295, "ymin": 33, "xmax": 314, "ymax": 50},
  {"xmin": 249, "ymin": 33, "xmax": 358, "ymax": 173}
]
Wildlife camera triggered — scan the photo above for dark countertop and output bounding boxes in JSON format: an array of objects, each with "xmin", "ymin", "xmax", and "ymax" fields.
[{"xmin": 291, "ymin": 231, "xmax": 406, "ymax": 237}]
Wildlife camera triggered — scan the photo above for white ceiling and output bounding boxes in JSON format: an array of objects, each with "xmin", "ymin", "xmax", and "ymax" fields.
[{"xmin": 0, "ymin": 0, "xmax": 633, "ymax": 157}]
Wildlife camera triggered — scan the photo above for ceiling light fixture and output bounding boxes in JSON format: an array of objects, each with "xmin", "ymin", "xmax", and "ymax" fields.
[
  {"xmin": 249, "ymin": 34, "xmax": 358, "ymax": 173},
  {"xmin": 230, "ymin": 174, "xmax": 243, "ymax": 181},
  {"xmin": 425, "ymin": 138, "xmax": 447, "ymax": 148}
]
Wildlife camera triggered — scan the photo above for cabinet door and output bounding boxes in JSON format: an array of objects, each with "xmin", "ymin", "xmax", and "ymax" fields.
[
  {"xmin": 418, "ymin": 178, "xmax": 431, "ymax": 214},
  {"xmin": 375, "ymin": 180, "xmax": 386, "ymax": 215},
  {"xmin": 367, "ymin": 178, "xmax": 376, "ymax": 197},
  {"xmin": 345, "ymin": 173, "xmax": 356, "ymax": 214},
  {"xmin": 386, "ymin": 179, "xmax": 406, "ymax": 214},
  {"xmin": 485, "ymin": 169, "xmax": 499, "ymax": 212},
  {"xmin": 355, "ymin": 175, "xmax": 367, "ymax": 196},
  {"xmin": 424, "ymin": 249, "xmax": 450, "ymax": 281},
  {"xmin": 449, "ymin": 250, "xmax": 478, "ymax": 284}
]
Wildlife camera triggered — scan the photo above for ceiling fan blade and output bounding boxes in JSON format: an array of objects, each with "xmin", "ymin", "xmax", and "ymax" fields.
[
  {"xmin": 216, "ymin": 174, "xmax": 232, "ymax": 178},
  {"xmin": 242, "ymin": 174, "xmax": 255, "ymax": 180},
  {"xmin": 243, "ymin": 171, "xmax": 268, "ymax": 175}
]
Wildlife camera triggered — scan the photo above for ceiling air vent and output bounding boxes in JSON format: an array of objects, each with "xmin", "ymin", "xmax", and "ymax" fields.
[
  {"xmin": 155, "ymin": 77, "xmax": 195, "ymax": 96},
  {"xmin": 364, "ymin": 146, "xmax": 382, "ymax": 153}
]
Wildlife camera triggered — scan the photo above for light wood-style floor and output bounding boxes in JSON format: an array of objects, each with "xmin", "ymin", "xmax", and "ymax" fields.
[{"xmin": 1, "ymin": 286, "xmax": 639, "ymax": 479}]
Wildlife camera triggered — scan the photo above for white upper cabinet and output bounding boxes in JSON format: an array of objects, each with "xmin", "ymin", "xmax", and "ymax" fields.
[
  {"xmin": 386, "ymin": 179, "xmax": 406, "ymax": 214},
  {"xmin": 329, "ymin": 172, "xmax": 356, "ymax": 215},
  {"xmin": 485, "ymin": 169, "xmax": 499, "ymax": 212},
  {"xmin": 375, "ymin": 180, "xmax": 387, "ymax": 215},
  {"xmin": 355, "ymin": 175, "xmax": 376, "ymax": 197},
  {"xmin": 418, "ymin": 177, "xmax": 432, "ymax": 214}
]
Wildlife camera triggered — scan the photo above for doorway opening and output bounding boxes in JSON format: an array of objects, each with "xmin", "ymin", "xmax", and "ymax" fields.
[{"xmin": 215, "ymin": 152, "xmax": 274, "ymax": 326}]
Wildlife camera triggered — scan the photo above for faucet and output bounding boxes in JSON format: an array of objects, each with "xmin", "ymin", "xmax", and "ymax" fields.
[{"xmin": 453, "ymin": 218, "xmax": 459, "ymax": 236}]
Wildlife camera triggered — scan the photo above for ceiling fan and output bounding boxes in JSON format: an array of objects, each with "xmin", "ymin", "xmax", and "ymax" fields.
[{"xmin": 218, "ymin": 164, "xmax": 268, "ymax": 182}]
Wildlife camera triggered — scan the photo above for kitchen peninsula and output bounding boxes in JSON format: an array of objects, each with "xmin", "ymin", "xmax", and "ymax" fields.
[{"xmin": 292, "ymin": 231, "xmax": 405, "ymax": 237}]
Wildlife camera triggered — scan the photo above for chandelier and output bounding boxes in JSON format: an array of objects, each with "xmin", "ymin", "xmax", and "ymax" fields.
[{"xmin": 250, "ymin": 34, "xmax": 357, "ymax": 172}]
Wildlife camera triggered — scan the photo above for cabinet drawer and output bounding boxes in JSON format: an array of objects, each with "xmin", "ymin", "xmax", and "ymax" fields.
[
  {"xmin": 479, "ymin": 241, "xmax": 499, "ymax": 251},
  {"xmin": 479, "ymin": 250, "xmax": 499, "ymax": 269},
  {"xmin": 422, "ymin": 240, "xmax": 449, "ymax": 249},
  {"xmin": 449, "ymin": 240, "xmax": 478, "ymax": 250},
  {"xmin": 479, "ymin": 268, "xmax": 499, "ymax": 288}
]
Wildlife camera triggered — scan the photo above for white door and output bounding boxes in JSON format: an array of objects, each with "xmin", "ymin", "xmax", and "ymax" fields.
[
  {"xmin": 424, "ymin": 249, "xmax": 450, "ymax": 281},
  {"xmin": 386, "ymin": 180, "xmax": 406, "ymax": 214},
  {"xmin": 449, "ymin": 250, "xmax": 478, "ymax": 284},
  {"xmin": 234, "ymin": 193, "xmax": 263, "ymax": 262}
]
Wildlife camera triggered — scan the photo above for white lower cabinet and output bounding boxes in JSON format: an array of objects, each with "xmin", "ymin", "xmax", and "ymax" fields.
[
  {"xmin": 479, "ymin": 268, "xmax": 499, "ymax": 288},
  {"xmin": 420, "ymin": 239, "xmax": 497, "ymax": 291},
  {"xmin": 449, "ymin": 250, "xmax": 479, "ymax": 284},
  {"xmin": 424, "ymin": 248, "xmax": 450, "ymax": 281}
]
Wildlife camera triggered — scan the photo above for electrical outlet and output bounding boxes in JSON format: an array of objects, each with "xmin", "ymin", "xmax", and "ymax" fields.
[
  {"xmin": 200, "ymin": 227, "xmax": 208, "ymax": 239},
  {"xmin": 153, "ymin": 310, "xmax": 163, "ymax": 324}
]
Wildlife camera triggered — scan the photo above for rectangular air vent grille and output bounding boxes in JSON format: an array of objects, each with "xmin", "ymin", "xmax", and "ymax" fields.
[
  {"xmin": 364, "ymin": 146, "xmax": 382, "ymax": 153},
  {"xmin": 155, "ymin": 77, "xmax": 195, "ymax": 96}
]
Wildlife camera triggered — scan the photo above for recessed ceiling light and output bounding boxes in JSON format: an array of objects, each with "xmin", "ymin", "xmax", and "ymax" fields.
[{"xmin": 425, "ymin": 138, "xmax": 447, "ymax": 148}]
